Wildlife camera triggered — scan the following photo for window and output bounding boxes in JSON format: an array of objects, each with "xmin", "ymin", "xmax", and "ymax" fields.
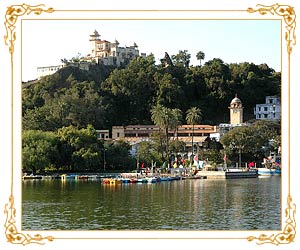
[
  {"xmin": 117, "ymin": 132, "xmax": 120, "ymax": 137},
  {"xmin": 264, "ymin": 107, "xmax": 268, "ymax": 111}
]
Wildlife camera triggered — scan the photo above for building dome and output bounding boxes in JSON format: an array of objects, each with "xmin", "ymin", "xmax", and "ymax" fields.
[{"xmin": 230, "ymin": 94, "xmax": 242, "ymax": 104}]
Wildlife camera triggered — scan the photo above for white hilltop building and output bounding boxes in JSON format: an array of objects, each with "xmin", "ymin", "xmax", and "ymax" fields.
[
  {"xmin": 36, "ymin": 29, "xmax": 146, "ymax": 79},
  {"xmin": 87, "ymin": 29, "xmax": 146, "ymax": 66},
  {"xmin": 37, "ymin": 65, "xmax": 64, "ymax": 79}
]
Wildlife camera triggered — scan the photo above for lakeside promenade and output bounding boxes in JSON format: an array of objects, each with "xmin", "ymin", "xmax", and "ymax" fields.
[{"xmin": 22, "ymin": 168, "xmax": 258, "ymax": 181}]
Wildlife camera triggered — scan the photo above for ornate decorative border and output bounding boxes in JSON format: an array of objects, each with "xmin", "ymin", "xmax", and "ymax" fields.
[
  {"xmin": 4, "ymin": 3, "xmax": 54, "ymax": 55},
  {"xmin": 247, "ymin": 195, "xmax": 296, "ymax": 245},
  {"xmin": 248, "ymin": 3, "xmax": 296, "ymax": 54},
  {"xmin": 4, "ymin": 195, "xmax": 54, "ymax": 245},
  {"xmin": 247, "ymin": 3, "xmax": 296, "ymax": 245},
  {"xmin": 3, "ymin": 3, "xmax": 54, "ymax": 245},
  {"xmin": 3, "ymin": 2, "xmax": 296, "ymax": 246}
]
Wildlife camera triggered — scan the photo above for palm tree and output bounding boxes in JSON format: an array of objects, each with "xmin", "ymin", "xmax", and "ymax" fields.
[
  {"xmin": 151, "ymin": 104, "xmax": 170, "ymax": 161},
  {"xmin": 196, "ymin": 51, "xmax": 205, "ymax": 66},
  {"xmin": 170, "ymin": 108, "xmax": 182, "ymax": 140},
  {"xmin": 151, "ymin": 104, "xmax": 182, "ymax": 165},
  {"xmin": 186, "ymin": 107, "xmax": 203, "ymax": 156}
]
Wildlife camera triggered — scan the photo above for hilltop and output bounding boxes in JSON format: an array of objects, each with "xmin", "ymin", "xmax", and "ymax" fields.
[{"xmin": 22, "ymin": 54, "xmax": 280, "ymax": 131}]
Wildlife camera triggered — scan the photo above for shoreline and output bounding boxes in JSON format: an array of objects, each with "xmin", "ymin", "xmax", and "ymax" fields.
[{"xmin": 22, "ymin": 169, "xmax": 262, "ymax": 181}]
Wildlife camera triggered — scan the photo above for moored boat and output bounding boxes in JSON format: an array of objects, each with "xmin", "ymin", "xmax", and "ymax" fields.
[
  {"xmin": 159, "ymin": 176, "xmax": 171, "ymax": 181},
  {"xmin": 121, "ymin": 178, "xmax": 131, "ymax": 183},
  {"xmin": 23, "ymin": 175, "xmax": 42, "ymax": 180},
  {"xmin": 257, "ymin": 167, "xmax": 281, "ymax": 176},
  {"xmin": 146, "ymin": 177, "xmax": 159, "ymax": 183},
  {"xmin": 130, "ymin": 178, "xmax": 138, "ymax": 183},
  {"xmin": 136, "ymin": 178, "xmax": 148, "ymax": 183},
  {"xmin": 225, "ymin": 169, "xmax": 258, "ymax": 179},
  {"xmin": 102, "ymin": 178, "xmax": 116, "ymax": 184}
]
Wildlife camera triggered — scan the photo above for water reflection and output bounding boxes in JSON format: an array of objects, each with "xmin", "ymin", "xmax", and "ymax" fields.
[{"xmin": 22, "ymin": 177, "xmax": 281, "ymax": 230}]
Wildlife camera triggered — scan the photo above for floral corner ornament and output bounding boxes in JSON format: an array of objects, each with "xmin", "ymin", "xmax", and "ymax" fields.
[
  {"xmin": 4, "ymin": 4, "xmax": 55, "ymax": 245},
  {"xmin": 4, "ymin": 195, "xmax": 54, "ymax": 245},
  {"xmin": 247, "ymin": 195, "xmax": 296, "ymax": 245},
  {"xmin": 247, "ymin": 3, "xmax": 296, "ymax": 54},
  {"xmin": 4, "ymin": 3, "xmax": 54, "ymax": 54}
]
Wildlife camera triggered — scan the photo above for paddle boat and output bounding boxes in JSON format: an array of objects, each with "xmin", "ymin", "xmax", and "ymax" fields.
[{"xmin": 102, "ymin": 178, "xmax": 116, "ymax": 184}]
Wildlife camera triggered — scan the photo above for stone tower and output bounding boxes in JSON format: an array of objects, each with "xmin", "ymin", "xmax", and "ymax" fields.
[{"xmin": 229, "ymin": 94, "xmax": 243, "ymax": 124}]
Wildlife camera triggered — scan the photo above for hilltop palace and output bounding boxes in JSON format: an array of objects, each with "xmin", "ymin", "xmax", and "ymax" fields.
[{"xmin": 37, "ymin": 30, "xmax": 146, "ymax": 79}]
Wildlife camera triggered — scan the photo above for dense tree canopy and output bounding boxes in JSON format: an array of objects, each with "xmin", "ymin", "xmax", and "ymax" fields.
[
  {"xmin": 22, "ymin": 125, "xmax": 135, "ymax": 173},
  {"xmin": 23, "ymin": 52, "xmax": 280, "ymax": 130},
  {"xmin": 22, "ymin": 130, "xmax": 58, "ymax": 174},
  {"xmin": 22, "ymin": 51, "xmax": 281, "ymax": 171},
  {"xmin": 220, "ymin": 120, "xmax": 280, "ymax": 165}
]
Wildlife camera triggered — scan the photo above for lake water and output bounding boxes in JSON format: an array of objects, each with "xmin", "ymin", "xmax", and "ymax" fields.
[{"xmin": 22, "ymin": 176, "xmax": 281, "ymax": 230}]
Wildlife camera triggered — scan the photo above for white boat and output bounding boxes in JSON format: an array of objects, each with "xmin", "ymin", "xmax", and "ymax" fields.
[
  {"xmin": 145, "ymin": 177, "xmax": 159, "ymax": 183},
  {"xmin": 257, "ymin": 167, "xmax": 281, "ymax": 176}
]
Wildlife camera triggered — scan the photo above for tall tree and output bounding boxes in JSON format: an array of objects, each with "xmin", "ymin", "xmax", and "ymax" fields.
[
  {"xmin": 186, "ymin": 107, "xmax": 203, "ymax": 156},
  {"xmin": 196, "ymin": 51, "xmax": 205, "ymax": 66},
  {"xmin": 171, "ymin": 50, "xmax": 191, "ymax": 68},
  {"xmin": 151, "ymin": 104, "xmax": 182, "ymax": 164},
  {"xmin": 170, "ymin": 108, "xmax": 183, "ymax": 139}
]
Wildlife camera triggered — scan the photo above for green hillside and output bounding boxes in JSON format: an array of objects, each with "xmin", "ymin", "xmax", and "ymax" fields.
[{"xmin": 22, "ymin": 54, "xmax": 280, "ymax": 131}]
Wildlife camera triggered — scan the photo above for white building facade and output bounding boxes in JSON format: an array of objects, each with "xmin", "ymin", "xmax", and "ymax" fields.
[
  {"xmin": 37, "ymin": 65, "xmax": 64, "ymax": 79},
  {"xmin": 36, "ymin": 30, "xmax": 145, "ymax": 79},
  {"xmin": 254, "ymin": 96, "xmax": 280, "ymax": 121},
  {"xmin": 88, "ymin": 30, "xmax": 145, "ymax": 66}
]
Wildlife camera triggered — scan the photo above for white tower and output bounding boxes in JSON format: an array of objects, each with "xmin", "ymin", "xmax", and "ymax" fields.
[{"xmin": 89, "ymin": 30, "xmax": 100, "ymax": 59}]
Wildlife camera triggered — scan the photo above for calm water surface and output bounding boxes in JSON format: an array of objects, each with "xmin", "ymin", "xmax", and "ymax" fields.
[{"xmin": 22, "ymin": 177, "xmax": 281, "ymax": 230}]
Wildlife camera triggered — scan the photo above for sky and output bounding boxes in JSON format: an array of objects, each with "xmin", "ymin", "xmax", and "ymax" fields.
[{"xmin": 22, "ymin": 19, "xmax": 281, "ymax": 81}]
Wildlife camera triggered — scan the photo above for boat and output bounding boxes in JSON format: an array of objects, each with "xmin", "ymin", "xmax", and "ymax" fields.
[
  {"xmin": 23, "ymin": 175, "xmax": 42, "ymax": 180},
  {"xmin": 77, "ymin": 175, "xmax": 89, "ymax": 179},
  {"xmin": 225, "ymin": 168, "xmax": 258, "ymax": 179},
  {"xmin": 136, "ymin": 178, "xmax": 148, "ymax": 183},
  {"xmin": 170, "ymin": 176, "xmax": 181, "ymax": 181},
  {"xmin": 145, "ymin": 177, "xmax": 159, "ymax": 183},
  {"xmin": 121, "ymin": 178, "xmax": 131, "ymax": 183},
  {"xmin": 257, "ymin": 167, "xmax": 281, "ymax": 176},
  {"xmin": 159, "ymin": 176, "xmax": 171, "ymax": 181},
  {"xmin": 129, "ymin": 178, "xmax": 138, "ymax": 183},
  {"xmin": 102, "ymin": 178, "xmax": 116, "ymax": 184}
]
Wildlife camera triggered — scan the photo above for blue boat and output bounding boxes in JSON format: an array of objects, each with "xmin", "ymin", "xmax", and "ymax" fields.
[
  {"xmin": 159, "ymin": 176, "xmax": 171, "ymax": 181},
  {"xmin": 257, "ymin": 167, "xmax": 281, "ymax": 176}
]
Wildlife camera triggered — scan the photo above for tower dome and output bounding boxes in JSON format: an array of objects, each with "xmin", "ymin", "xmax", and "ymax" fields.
[{"xmin": 230, "ymin": 94, "xmax": 242, "ymax": 105}]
